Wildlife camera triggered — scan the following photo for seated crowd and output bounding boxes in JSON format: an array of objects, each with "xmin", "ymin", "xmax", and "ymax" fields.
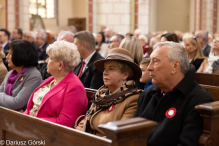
[{"xmin": 0, "ymin": 26, "xmax": 218, "ymax": 145}]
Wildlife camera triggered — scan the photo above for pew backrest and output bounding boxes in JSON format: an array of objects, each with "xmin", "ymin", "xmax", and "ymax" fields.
[
  {"xmin": 85, "ymin": 88, "xmax": 97, "ymax": 101},
  {"xmin": 195, "ymin": 73, "xmax": 219, "ymax": 86},
  {"xmin": 0, "ymin": 106, "xmax": 157, "ymax": 146},
  {"xmin": 195, "ymin": 73, "xmax": 219, "ymax": 101}
]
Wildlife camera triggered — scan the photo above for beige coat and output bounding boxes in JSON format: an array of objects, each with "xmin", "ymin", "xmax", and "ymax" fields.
[
  {"xmin": 0, "ymin": 59, "xmax": 8, "ymax": 84},
  {"xmin": 76, "ymin": 92, "xmax": 140, "ymax": 136},
  {"xmin": 197, "ymin": 58, "xmax": 219, "ymax": 74}
]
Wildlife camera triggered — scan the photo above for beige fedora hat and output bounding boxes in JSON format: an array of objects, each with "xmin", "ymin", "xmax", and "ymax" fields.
[{"xmin": 94, "ymin": 48, "xmax": 142, "ymax": 80}]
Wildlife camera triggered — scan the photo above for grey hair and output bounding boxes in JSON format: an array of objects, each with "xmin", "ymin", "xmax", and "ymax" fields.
[
  {"xmin": 65, "ymin": 25, "xmax": 77, "ymax": 34},
  {"xmin": 115, "ymin": 34, "xmax": 124, "ymax": 41},
  {"xmin": 138, "ymin": 34, "xmax": 148, "ymax": 43},
  {"xmin": 37, "ymin": 31, "xmax": 47, "ymax": 41},
  {"xmin": 26, "ymin": 31, "xmax": 36, "ymax": 39},
  {"xmin": 201, "ymin": 31, "xmax": 208, "ymax": 42},
  {"xmin": 153, "ymin": 42, "xmax": 190, "ymax": 74},
  {"xmin": 57, "ymin": 31, "xmax": 74, "ymax": 41},
  {"xmin": 46, "ymin": 40, "xmax": 81, "ymax": 71}
]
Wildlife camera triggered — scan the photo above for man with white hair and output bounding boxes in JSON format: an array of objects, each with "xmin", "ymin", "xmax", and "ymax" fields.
[
  {"xmin": 134, "ymin": 42, "xmax": 213, "ymax": 146},
  {"xmin": 195, "ymin": 30, "xmax": 211, "ymax": 57},
  {"xmin": 25, "ymin": 31, "xmax": 37, "ymax": 49},
  {"xmin": 35, "ymin": 31, "xmax": 49, "ymax": 61},
  {"xmin": 134, "ymin": 29, "xmax": 142, "ymax": 38},
  {"xmin": 57, "ymin": 31, "xmax": 74, "ymax": 43}
]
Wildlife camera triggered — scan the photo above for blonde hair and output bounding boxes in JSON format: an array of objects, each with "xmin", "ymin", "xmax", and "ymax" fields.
[
  {"xmin": 119, "ymin": 37, "xmax": 143, "ymax": 64},
  {"xmin": 46, "ymin": 40, "xmax": 81, "ymax": 71},
  {"xmin": 184, "ymin": 37, "xmax": 205, "ymax": 60}
]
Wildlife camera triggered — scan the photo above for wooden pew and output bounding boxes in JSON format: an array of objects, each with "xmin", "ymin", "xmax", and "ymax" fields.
[
  {"xmin": 195, "ymin": 73, "xmax": 219, "ymax": 86},
  {"xmin": 194, "ymin": 73, "xmax": 219, "ymax": 145},
  {"xmin": 195, "ymin": 73, "xmax": 219, "ymax": 101},
  {"xmin": 85, "ymin": 88, "xmax": 97, "ymax": 109},
  {"xmin": 0, "ymin": 106, "xmax": 157, "ymax": 146},
  {"xmin": 85, "ymin": 88, "xmax": 96, "ymax": 101},
  {"xmin": 196, "ymin": 101, "xmax": 219, "ymax": 146}
]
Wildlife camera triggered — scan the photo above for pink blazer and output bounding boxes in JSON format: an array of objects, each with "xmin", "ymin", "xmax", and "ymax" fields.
[{"xmin": 24, "ymin": 71, "xmax": 88, "ymax": 127}]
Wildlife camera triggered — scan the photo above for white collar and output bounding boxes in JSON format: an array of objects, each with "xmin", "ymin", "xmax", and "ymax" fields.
[
  {"xmin": 84, "ymin": 51, "xmax": 96, "ymax": 65},
  {"xmin": 1, "ymin": 42, "xmax": 8, "ymax": 48}
]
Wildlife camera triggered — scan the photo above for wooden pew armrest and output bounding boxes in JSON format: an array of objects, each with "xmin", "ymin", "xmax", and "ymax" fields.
[
  {"xmin": 195, "ymin": 101, "xmax": 219, "ymax": 118},
  {"xmin": 99, "ymin": 118, "xmax": 157, "ymax": 146},
  {"xmin": 195, "ymin": 101, "xmax": 219, "ymax": 146}
]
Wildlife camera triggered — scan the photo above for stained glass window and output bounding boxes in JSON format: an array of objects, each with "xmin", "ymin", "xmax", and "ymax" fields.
[{"xmin": 29, "ymin": 0, "xmax": 55, "ymax": 18}]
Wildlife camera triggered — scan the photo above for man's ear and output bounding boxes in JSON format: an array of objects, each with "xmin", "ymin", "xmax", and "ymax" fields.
[
  {"xmin": 172, "ymin": 60, "xmax": 181, "ymax": 75},
  {"xmin": 82, "ymin": 43, "xmax": 87, "ymax": 50}
]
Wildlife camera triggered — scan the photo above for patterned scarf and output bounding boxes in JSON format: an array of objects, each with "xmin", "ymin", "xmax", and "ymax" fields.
[{"xmin": 84, "ymin": 80, "xmax": 143, "ymax": 133}]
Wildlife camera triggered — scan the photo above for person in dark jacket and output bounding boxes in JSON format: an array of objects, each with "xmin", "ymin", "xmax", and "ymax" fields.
[
  {"xmin": 134, "ymin": 42, "xmax": 214, "ymax": 146},
  {"xmin": 74, "ymin": 31, "xmax": 104, "ymax": 89},
  {"xmin": 35, "ymin": 31, "xmax": 49, "ymax": 61}
]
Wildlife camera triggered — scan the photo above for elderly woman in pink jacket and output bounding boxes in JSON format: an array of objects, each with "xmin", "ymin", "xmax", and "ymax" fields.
[{"xmin": 24, "ymin": 40, "xmax": 88, "ymax": 127}]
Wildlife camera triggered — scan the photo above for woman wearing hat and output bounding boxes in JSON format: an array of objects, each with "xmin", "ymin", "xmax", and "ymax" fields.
[{"xmin": 76, "ymin": 48, "xmax": 143, "ymax": 136}]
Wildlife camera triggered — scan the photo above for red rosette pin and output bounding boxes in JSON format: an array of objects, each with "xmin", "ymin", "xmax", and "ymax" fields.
[
  {"xmin": 165, "ymin": 107, "xmax": 177, "ymax": 118},
  {"xmin": 19, "ymin": 76, "xmax": 25, "ymax": 83},
  {"xmin": 108, "ymin": 104, "xmax": 114, "ymax": 113}
]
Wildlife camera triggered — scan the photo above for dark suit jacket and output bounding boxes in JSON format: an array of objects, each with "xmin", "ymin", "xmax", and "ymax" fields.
[
  {"xmin": 40, "ymin": 61, "xmax": 51, "ymax": 80},
  {"xmin": 38, "ymin": 43, "xmax": 49, "ymax": 61},
  {"xmin": 74, "ymin": 52, "xmax": 104, "ymax": 89},
  {"xmin": 2, "ymin": 42, "xmax": 9, "ymax": 70},
  {"xmin": 202, "ymin": 44, "xmax": 211, "ymax": 57}
]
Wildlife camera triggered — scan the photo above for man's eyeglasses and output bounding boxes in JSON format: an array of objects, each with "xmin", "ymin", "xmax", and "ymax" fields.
[
  {"xmin": 213, "ymin": 39, "xmax": 219, "ymax": 43},
  {"xmin": 109, "ymin": 40, "xmax": 119, "ymax": 44}
]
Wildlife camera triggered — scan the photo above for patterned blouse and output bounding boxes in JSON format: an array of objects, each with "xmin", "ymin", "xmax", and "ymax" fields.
[{"xmin": 29, "ymin": 80, "xmax": 55, "ymax": 117}]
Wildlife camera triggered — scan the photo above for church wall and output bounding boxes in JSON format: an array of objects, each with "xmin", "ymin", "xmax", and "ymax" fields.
[
  {"xmin": 0, "ymin": 0, "xmax": 6, "ymax": 29},
  {"xmin": 156, "ymin": 0, "xmax": 190, "ymax": 32}
]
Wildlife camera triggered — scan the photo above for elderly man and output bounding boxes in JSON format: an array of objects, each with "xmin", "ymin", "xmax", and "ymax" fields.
[
  {"xmin": 25, "ymin": 31, "xmax": 37, "ymax": 49},
  {"xmin": 195, "ymin": 30, "xmax": 211, "ymax": 57},
  {"xmin": 35, "ymin": 31, "xmax": 49, "ymax": 61},
  {"xmin": 134, "ymin": 42, "xmax": 213, "ymax": 146},
  {"xmin": 108, "ymin": 34, "xmax": 124, "ymax": 50},
  {"xmin": 74, "ymin": 31, "xmax": 104, "ymax": 89},
  {"xmin": 57, "ymin": 31, "xmax": 74, "ymax": 43}
]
